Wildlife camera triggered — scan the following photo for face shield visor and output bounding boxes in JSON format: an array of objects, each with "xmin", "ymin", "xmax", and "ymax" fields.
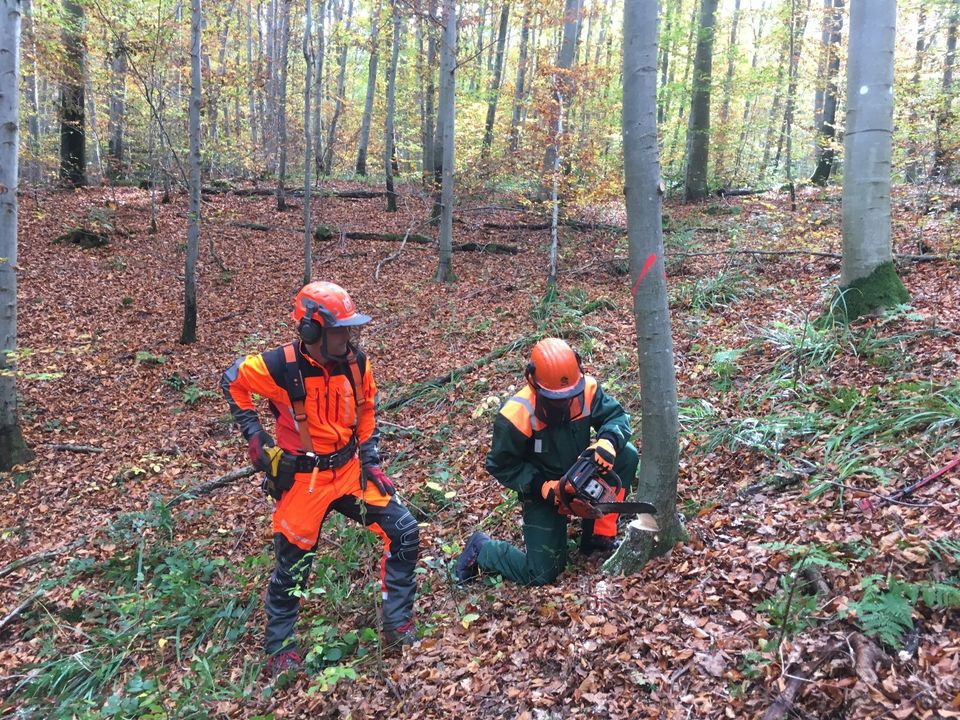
[{"xmin": 533, "ymin": 375, "xmax": 586, "ymax": 426}]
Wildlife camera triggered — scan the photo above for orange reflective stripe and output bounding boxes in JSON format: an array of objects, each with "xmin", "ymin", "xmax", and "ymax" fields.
[
  {"xmin": 499, "ymin": 388, "xmax": 543, "ymax": 437},
  {"xmin": 582, "ymin": 376, "xmax": 598, "ymax": 418}
]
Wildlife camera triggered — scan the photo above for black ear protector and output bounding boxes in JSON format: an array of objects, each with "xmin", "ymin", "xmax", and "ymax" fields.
[
  {"xmin": 298, "ymin": 316, "xmax": 323, "ymax": 344},
  {"xmin": 297, "ymin": 298, "xmax": 338, "ymax": 344}
]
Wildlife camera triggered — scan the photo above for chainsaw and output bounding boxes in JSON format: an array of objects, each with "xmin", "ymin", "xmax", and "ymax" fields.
[{"xmin": 558, "ymin": 454, "xmax": 658, "ymax": 527}]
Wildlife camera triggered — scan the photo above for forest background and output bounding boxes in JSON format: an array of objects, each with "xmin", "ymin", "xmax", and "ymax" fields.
[{"xmin": 1, "ymin": 0, "xmax": 959, "ymax": 718}]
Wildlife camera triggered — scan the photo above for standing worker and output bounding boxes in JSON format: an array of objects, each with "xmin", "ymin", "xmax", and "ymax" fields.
[
  {"xmin": 455, "ymin": 337, "xmax": 638, "ymax": 586},
  {"xmin": 221, "ymin": 281, "xmax": 419, "ymax": 679}
]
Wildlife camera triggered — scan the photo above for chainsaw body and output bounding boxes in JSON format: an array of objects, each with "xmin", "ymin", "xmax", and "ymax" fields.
[{"xmin": 558, "ymin": 455, "xmax": 658, "ymax": 520}]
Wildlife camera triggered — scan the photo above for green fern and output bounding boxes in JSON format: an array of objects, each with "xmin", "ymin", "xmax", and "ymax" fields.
[
  {"xmin": 848, "ymin": 575, "xmax": 915, "ymax": 647},
  {"xmin": 930, "ymin": 537, "xmax": 960, "ymax": 563},
  {"xmin": 848, "ymin": 574, "xmax": 960, "ymax": 647},
  {"xmin": 760, "ymin": 541, "xmax": 848, "ymax": 571}
]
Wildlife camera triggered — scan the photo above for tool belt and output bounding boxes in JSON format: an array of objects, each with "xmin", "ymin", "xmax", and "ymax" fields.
[{"xmin": 292, "ymin": 435, "xmax": 358, "ymax": 473}]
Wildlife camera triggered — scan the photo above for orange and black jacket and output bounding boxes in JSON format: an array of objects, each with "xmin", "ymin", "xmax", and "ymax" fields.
[
  {"xmin": 221, "ymin": 342, "xmax": 380, "ymax": 466},
  {"xmin": 485, "ymin": 376, "xmax": 631, "ymax": 498}
]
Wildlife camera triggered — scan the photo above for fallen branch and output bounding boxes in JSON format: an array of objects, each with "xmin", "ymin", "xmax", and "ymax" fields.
[
  {"xmin": 613, "ymin": 249, "xmax": 952, "ymax": 263},
  {"xmin": 382, "ymin": 338, "xmax": 530, "ymax": 411},
  {"xmin": 0, "ymin": 590, "xmax": 44, "ymax": 634},
  {"xmin": 202, "ymin": 185, "xmax": 387, "ymax": 199},
  {"xmin": 452, "ymin": 241, "xmax": 521, "ymax": 255},
  {"xmin": 317, "ymin": 228, "xmax": 521, "ymax": 254},
  {"xmin": 0, "ymin": 538, "xmax": 87, "ymax": 580},
  {"xmin": 49, "ymin": 443, "xmax": 105, "ymax": 454},
  {"xmin": 229, "ymin": 221, "xmax": 271, "ymax": 232},
  {"xmin": 165, "ymin": 466, "xmax": 258, "ymax": 509},
  {"xmin": 716, "ymin": 187, "xmax": 771, "ymax": 197},
  {"xmin": 762, "ymin": 642, "xmax": 845, "ymax": 720}
]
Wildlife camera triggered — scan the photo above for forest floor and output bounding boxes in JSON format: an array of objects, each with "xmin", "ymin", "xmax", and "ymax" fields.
[{"xmin": 1, "ymin": 180, "xmax": 959, "ymax": 719}]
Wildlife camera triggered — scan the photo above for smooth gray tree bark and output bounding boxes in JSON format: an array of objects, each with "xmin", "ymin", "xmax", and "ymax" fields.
[
  {"xmin": 541, "ymin": 0, "xmax": 581, "ymax": 184},
  {"xmin": 481, "ymin": 3, "xmax": 510, "ymax": 159},
  {"xmin": 303, "ymin": 0, "xmax": 314, "ymax": 284},
  {"xmin": 434, "ymin": 0, "xmax": 456, "ymax": 282},
  {"xmin": 384, "ymin": 0, "xmax": 401, "ymax": 211},
  {"xmin": 904, "ymin": 5, "xmax": 927, "ymax": 184},
  {"xmin": 605, "ymin": 0, "xmax": 682, "ymax": 575},
  {"xmin": 107, "ymin": 34, "xmax": 127, "ymax": 178},
  {"xmin": 0, "ymin": 0, "xmax": 34, "ymax": 470},
  {"xmin": 275, "ymin": 0, "xmax": 291, "ymax": 209},
  {"xmin": 21, "ymin": 0, "xmax": 40, "ymax": 183},
  {"xmin": 509, "ymin": 6, "xmax": 530, "ymax": 153},
  {"xmin": 839, "ymin": 0, "xmax": 908, "ymax": 320},
  {"xmin": 182, "ymin": 0, "xmax": 202, "ymax": 344},
  {"xmin": 933, "ymin": 0, "xmax": 958, "ymax": 179},
  {"xmin": 810, "ymin": 0, "xmax": 843, "ymax": 185},
  {"xmin": 355, "ymin": 1, "xmax": 381, "ymax": 176},
  {"xmin": 323, "ymin": 0, "xmax": 353, "ymax": 174},
  {"xmin": 683, "ymin": 0, "xmax": 718, "ymax": 202}
]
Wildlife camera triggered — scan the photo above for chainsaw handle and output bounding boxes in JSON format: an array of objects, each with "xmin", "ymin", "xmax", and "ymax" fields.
[{"xmin": 604, "ymin": 469, "xmax": 623, "ymax": 492}]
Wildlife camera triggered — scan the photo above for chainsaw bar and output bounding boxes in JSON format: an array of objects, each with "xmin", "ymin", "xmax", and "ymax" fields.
[{"xmin": 591, "ymin": 501, "xmax": 657, "ymax": 516}]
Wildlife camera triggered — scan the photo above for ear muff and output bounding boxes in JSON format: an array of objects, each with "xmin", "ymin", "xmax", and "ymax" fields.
[
  {"xmin": 525, "ymin": 362, "xmax": 537, "ymax": 389},
  {"xmin": 298, "ymin": 317, "xmax": 323, "ymax": 344}
]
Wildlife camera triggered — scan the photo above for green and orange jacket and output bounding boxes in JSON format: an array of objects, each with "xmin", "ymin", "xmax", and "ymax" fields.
[
  {"xmin": 221, "ymin": 341, "xmax": 380, "ymax": 466},
  {"xmin": 484, "ymin": 376, "xmax": 632, "ymax": 498}
]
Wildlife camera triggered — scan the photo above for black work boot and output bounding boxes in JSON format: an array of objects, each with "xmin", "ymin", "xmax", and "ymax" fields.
[
  {"xmin": 581, "ymin": 532, "xmax": 619, "ymax": 558},
  {"xmin": 454, "ymin": 531, "xmax": 491, "ymax": 584},
  {"xmin": 383, "ymin": 619, "xmax": 418, "ymax": 647}
]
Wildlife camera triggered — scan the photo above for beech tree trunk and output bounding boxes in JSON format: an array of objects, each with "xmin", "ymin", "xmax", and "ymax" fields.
[
  {"xmin": 904, "ymin": 6, "xmax": 927, "ymax": 184},
  {"xmin": 420, "ymin": 0, "xmax": 437, "ymax": 183},
  {"xmin": 509, "ymin": 6, "xmax": 530, "ymax": 153},
  {"xmin": 384, "ymin": 0, "xmax": 401, "ymax": 211},
  {"xmin": 606, "ymin": 0, "xmax": 682, "ymax": 575},
  {"xmin": 810, "ymin": 0, "xmax": 843, "ymax": 185},
  {"xmin": 434, "ymin": 0, "xmax": 456, "ymax": 282},
  {"xmin": 107, "ymin": 34, "xmax": 127, "ymax": 179},
  {"xmin": 22, "ymin": 0, "xmax": 40, "ymax": 184},
  {"xmin": 0, "ymin": 0, "xmax": 34, "ymax": 470},
  {"xmin": 275, "ymin": 0, "xmax": 290, "ymax": 209},
  {"xmin": 324, "ymin": 0, "xmax": 352, "ymax": 174},
  {"xmin": 714, "ymin": 0, "xmax": 740, "ymax": 179},
  {"xmin": 933, "ymin": 0, "xmax": 958, "ymax": 179},
  {"xmin": 303, "ymin": 0, "xmax": 314, "ymax": 283},
  {"xmin": 541, "ymin": 0, "xmax": 581, "ymax": 186},
  {"xmin": 683, "ymin": 0, "xmax": 718, "ymax": 202},
  {"xmin": 839, "ymin": 0, "xmax": 909, "ymax": 322},
  {"xmin": 182, "ymin": 0, "xmax": 202, "ymax": 344},
  {"xmin": 355, "ymin": 1, "xmax": 381, "ymax": 176},
  {"xmin": 481, "ymin": 3, "xmax": 510, "ymax": 159},
  {"xmin": 59, "ymin": 0, "xmax": 85, "ymax": 187}
]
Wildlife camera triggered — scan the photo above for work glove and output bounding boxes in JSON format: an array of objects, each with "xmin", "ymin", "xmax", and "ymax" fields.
[
  {"xmin": 362, "ymin": 466, "xmax": 396, "ymax": 496},
  {"xmin": 536, "ymin": 478, "xmax": 573, "ymax": 516},
  {"xmin": 585, "ymin": 437, "xmax": 617, "ymax": 475},
  {"xmin": 249, "ymin": 431, "xmax": 283, "ymax": 475}
]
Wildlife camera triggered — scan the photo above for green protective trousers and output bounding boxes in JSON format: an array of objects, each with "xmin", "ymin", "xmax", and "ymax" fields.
[{"xmin": 477, "ymin": 441, "xmax": 638, "ymax": 586}]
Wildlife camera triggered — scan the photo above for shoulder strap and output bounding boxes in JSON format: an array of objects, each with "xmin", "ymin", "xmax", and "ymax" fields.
[
  {"xmin": 282, "ymin": 343, "xmax": 315, "ymax": 454},
  {"xmin": 345, "ymin": 347, "xmax": 367, "ymax": 409}
]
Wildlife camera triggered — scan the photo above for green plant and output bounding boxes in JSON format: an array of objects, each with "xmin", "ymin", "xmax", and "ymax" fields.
[
  {"xmin": 134, "ymin": 350, "xmax": 166, "ymax": 365},
  {"xmin": 847, "ymin": 575, "xmax": 960, "ymax": 647}
]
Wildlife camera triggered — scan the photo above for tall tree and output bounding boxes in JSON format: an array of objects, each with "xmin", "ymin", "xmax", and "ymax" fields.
[
  {"xmin": 810, "ymin": 0, "xmax": 843, "ymax": 185},
  {"xmin": 355, "ymin": 1, "xmax": 381, "ymax": 176},
  {"xmin": 434, "ymin": 0, "xmax": 456, "ymax": 282},
  {"xmin": 182, "ymin": 0, "xmax": 202, "ymax": 344},
  {"xmin": 22, "ymin": 0, "xmax": 41, "ymax": 184},
  {"xmin": 383, "ymin": 0, "xmax": 401, "ymax": 211},
  {"xmin": 312, "ymin": 1, "xmax": 324, "ymax": 180},
  {"xmin": 683, "ymin": 0, "xmax": 718, "ymax": 202},
  {"xmin": 323, "ymin": 0, "xmax": 353, "ymax": 174},
  {"xmin": 107, "ymin": 33, "xmax": 128, "ymax": 179},
  {"xmin": 606, "ymin": 0, "xmax": 682, "ymax": 574},
  {"xmin": 59, "ymin": 0, "xmax": 85, "ymax": 187},
  {"xmin": 839, "ymin": 0, "xmax": 909, "ymax": 321},
  {"xmin": 0, "ymin": 0, "xmax": 35, "ymax": 470},
  {"xmin": 481, "ymin": 2, "xmax": 510, "ymax": 159},
  {"xmin": 933, "ymin": 0, "xmax": 959, "ymax": 179},
  {"xmin": 509, "ymin": 5, "xmax": 530, "ymax": 153},
  {"xmin": 303, "ymin": 0, "xmax": 314, "ymax": 284},
  {"xmin": 714, "ymin": 0, "xmax": 741, "ymax": 178},
  {"xmin": 541, "ymin": 0, "xmax": 581, "ymax": 185},
  {"xmin": 275, "ymin": 0, "xmax": 291, "ymax": 210},
  {"xmin": 905, "ymin": 4, "xmax": 927, "ymax": 183}
]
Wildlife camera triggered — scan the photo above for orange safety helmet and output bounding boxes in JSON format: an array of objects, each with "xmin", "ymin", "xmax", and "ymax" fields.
[
  {"xmin": 526, "ymin": 338, "xmax": 586, "ymax": 424},
  {"xmin": 293, "ymin": 281, "xmax": 371, "ymax": 344}
]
